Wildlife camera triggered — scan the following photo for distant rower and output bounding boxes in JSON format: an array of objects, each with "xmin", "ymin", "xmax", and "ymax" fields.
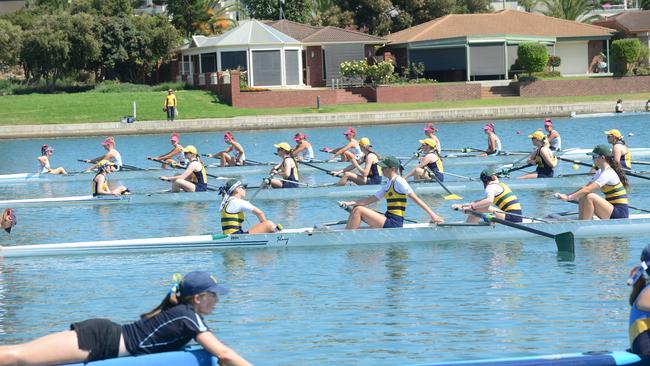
[
  {"xmin": 1, "ymin": 208, "xmax": 16, "ymax": 234},
  {"xmin": 423, "ymin": 123, "xmax": 442, "ymax": 153},
  {"xmin": 331, "ymin": 137, "xmax": 382, "ymax": 186},
  {"xmin": 404, "ymin": 138, "xmax": 444, "ymax": 182},
  {"xmin": 292, "ymin": 132, "xmax": 314, "ymax": 162},
  {"xmin": 148, "ymin": 133, "xmax": 187, "ymax": 168},
  {"xmin": 605, "ymin": 129, "xmax": 632, "ymax": 170},
  {"xmin": 269, "ymin": 143, "xmax": 300, "ymax": 188},
  {"xmin": 208, "ymin": 132, "xmax": 245, "ymax": 167},
  {"xmin": 325, "ymin": 127, "xmax": 362, "ymax": 162},
  {"xmin": 37, "ymin": 145, "xmax": 67, "ymax": 175},
  {"xmin": 83, "ymin": 136, "xmax": 123, "ymax": 172},
  {"xmin": 160, "ymin": 145, "xmax": 208, "ymax": 192},
  {"xmin": 519, "ymin": 131, "xmax": 557, "ymax": 179},
  {"xmin": 92, "ymin": 160, "xmax": 130, "ymax": 196},
  {"xmin": 480, "ymin": 123, "xmax": 501, "ymax": 156},
  {"xmin": 616, "ymin": 99, "xmax": 624, "ymax": 113},
  {"xmin": 544, "ymin": 118, "xmax": 562, "ymax": 151},
  {"xmin": 219, "ymin": 179, "xmax": 281, "ymax": 234}
]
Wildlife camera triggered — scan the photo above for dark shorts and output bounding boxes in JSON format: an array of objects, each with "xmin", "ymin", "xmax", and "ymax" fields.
[
  {"xmin": 536, "ymin": 168, "xmax": 554, "ymax": 178},
  {"xmin": 195, "ymin": 183, "xmax": 208, "ymax": 192},
  {"xmin": 367, "ymin": 175, "xmax": 382, "ymax": 185},
  {"xmin": 383, "ymin": 212, "xmax": 404, "ymax": 229},
  {"xmin": 71, "ymin": 318, "xmax": 122, "ymax": 362},
  {"xmin": 282, "ymin": 180, "xmax": 299, "ymax": 188},
  {"xmin": 427, "ymin": 170, "xmax": 444, "ymax": 182},
  {"xmin": 231, "ymin": 229, "xmax": 249, "ymax": 234},
  {"xmin": 610, "ymin": 204, "xmax": 629, "ymax": 219},
  {"xmin": 504, "ymin": 210, "xmax": 523, "ymax": 223},
  {"xmin": 633, "ymin": 331, "xmax": 650, "ymax": 357}
]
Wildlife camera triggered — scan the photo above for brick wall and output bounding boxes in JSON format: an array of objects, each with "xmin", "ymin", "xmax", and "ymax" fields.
[
  {"xmin": 349, "ymin": 84, "xmax": 481, "ymax": 103},
  {"xmin": 518, "ymin": 76, "xmax": 650, "ymax": 97}
]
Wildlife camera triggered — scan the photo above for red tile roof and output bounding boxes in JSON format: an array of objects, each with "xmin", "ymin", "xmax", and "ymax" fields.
[
  {"xmin": 593, "ymin": 10, "xmax": 650, "ymax": 33},
  {"xmin": 387, "ymin": 10, "xmax": 613, "ymax": 44}
]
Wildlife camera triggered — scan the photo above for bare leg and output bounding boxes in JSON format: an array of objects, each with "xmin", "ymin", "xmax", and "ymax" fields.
[
  {"xmin": 517, "ymin": 172, "xmax": 538, "ymax": 179},
  {"xmin": 269, "ymin": 179, "xmax": 285, "ymax": 188},
  {"xmin": 579, "ymin": 193, "xmax": 613, "ymax": 220},
  {"xmin": 172, "ymin": 179, "xmax": 196, "ymax": 192},
  {"xmin": 111, "ymin": 185, "xmax": 130, "ymax": 195},
  {"xmin": 342, "ymin": 172, "xmax": 367, "ymax": 186},
  {"xmin": 248, "ymin": 220, "xmax": 277, "ymax": 234},
  {"xmin": 341, "ymin": 151, "xmax": 356, "ymax": 162},
  {"xmin": 465, "ymin": 205, "xmax": 496, "ymax": 223},
  {"xmin": 0, "ymin": 330, "xmax": 89, "ymax": 366},
  {"xmin": 49, "ymin": 167, "xmax": 68, "ymax": 175},
  {"xmin": 346, "ymin": 206, "xmax": 387, "ymax": 229}
]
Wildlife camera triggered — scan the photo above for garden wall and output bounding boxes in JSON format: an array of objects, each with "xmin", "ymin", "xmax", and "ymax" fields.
[
  {"xmin": 348, "ymin": 84, "xmax": 482, "ymax": 103},
  {"xmin": 518, "ymin": 76, "xmax": 650, "ymax": 97}
]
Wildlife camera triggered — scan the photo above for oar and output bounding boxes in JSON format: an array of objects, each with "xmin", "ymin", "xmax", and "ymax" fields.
[
  {"xmin": 493, "ymin": 209, "xmax": 550, "ymax": 223},
  {"xmin": 631, "ymin": 160, "xmax": 650, "ymax": 166},
  {"xmin": 401, "ymin": 151, "xmax": 421, "ymax": 169},
  {"xmin": 338, "ymin": 202, "xmax": 419, "ymax": 223},
  {"xmin": 498, "ymin": 163, "xmax": 534, "ymax": 177},
  {"xmin": 148, "ymin": 157, "xmax": 227, "ymax": 180},
  {"xmin": 560, "ymin": 197, "xmax": 650, "ymax": 214},
  {"xmin": 298, "ymin": 160, "xmax": 338, "ymax": 176},
  {"xmin": 464, "ymin": 209, "xmax": 575, "ymax": 255},
  {"xmin": 558, "ymin": 157, "xmax": 650, "ymax": 181},
  {"xmin": 429, "ymin": 173, "xmax": 462, "ymax": 200},
  {"xmin": 248, "ymin": 175, "xmax": 273, "ymax": 201}
]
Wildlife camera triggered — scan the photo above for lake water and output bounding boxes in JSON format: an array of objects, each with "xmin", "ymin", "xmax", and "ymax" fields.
[{"xmin": 1, "ymin": 114, "xmax": 650, "ymax": 365}]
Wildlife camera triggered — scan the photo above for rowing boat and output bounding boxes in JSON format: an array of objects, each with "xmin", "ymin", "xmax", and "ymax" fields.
[
  {"xmin": 4, "ymin": 172, "xmax": 650, "ymax": 207},
  {"xmin": 571, "ymin": 111, "xmax": 648, "ymax": 119},
  {"xmin": 5, "ymin": 148, "xmax": 650, "ymax": 184},
  {"xmin": 5, "ymin": 213, "xmax": 650, "ymax": 257}
]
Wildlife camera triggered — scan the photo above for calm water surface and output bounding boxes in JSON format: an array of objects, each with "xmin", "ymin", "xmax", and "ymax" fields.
[{"xmin": 1, "ymin": 114, "xmax": 650, "ymax": 365}]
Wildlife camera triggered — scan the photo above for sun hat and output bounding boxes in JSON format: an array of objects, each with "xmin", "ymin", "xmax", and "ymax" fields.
[
  {"xmin": 528, "ymin": 131, "xmax": 545, "ymax": 140},
  {"xmin": 359, "ymin": 137, "xmax": 371, "ymax": 147},
  {"xmin": 274, "ymin": 142, "xmax": 292, "ymax": 152},
  {"xmin": 2, "ymin": 208, "xmax": 16, "ymax": 234},
  {"xmin": 293, "ymin": 132, "xmax": 307, "ymax": 142},
  {"xmin": 178, "ymin": 271, "xmax": 227, "ymax": 298},
  {"xmin": 378, "ymin": 156, "xmax": 401, "ymax": 169},
  {"xmin": 419, "ymin": 138, "xmax": 437, "ymax": 148},
  {"xmin": 424, "ymin": 123, "xmax": 438, "ymax": 132},
  {"xmin": 101, "ymin": 137, "xmax": 115, "ymax": 146},
  {"xmin": 587, "ymin": 144, "xmax": 612, "ymax": 157},
  {"xmin": 168, "ymin": 88, "xmax": 173, "ymax": 92},
  {"xmin": 604, "ymin": 129, "xmax": 623, "ymax": 139},
  {"xmin": 544, "ymin": 118, "xmax": 553, "ymax": 126},
  {"xmin": 98, "ymin": 159, "xmax": 116, "ymax": 167},
  {"xmin": 170, "ymin": 133, "xmax": 179, "ymax": 142},
  {"xmin": 343, "ymin": 127, "xmax": 356, "ymax": 136},
  {"xmin": 183, "ymin": 145, "xmax": 198, "ymax": 155}
]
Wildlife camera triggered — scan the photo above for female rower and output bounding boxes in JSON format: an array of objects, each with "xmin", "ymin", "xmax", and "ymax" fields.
[
  {"xmin": 326, "ymin": 127, "xmax": 363, "ymax": 162},
  {"xmin": 269, "ymin": 143, "xmax": 300, "ymax": 188},
  {"xmin": 219, "ymin": 179, "xmax": 281, "ymax": 234},
  {"xmin": 423, "ymin": 123, "xmax": 442, "ymax": 153},
  {"xmin": 208, "ymin": 132, "xmax": 246, "ymax": 167},
  {"xmin": 480, "ymin": 123, "xmax": 501, "ymax": 156},
  {"xmin": 331, "ymin": 137, "xmax": 382, "ymax": 186},
  {"xmin": 1, "ymin": 208, "xmax": 16, "ymax": 234},
  {"xmin": 518, "ymin": 131, "xmax": 557, "ymax": 179},
  {"xmin": 544, "ymin": 118, "xmax": 562, "ymax": 151},
  {"xmin": 616, "ymin": 99, "xmax": 624, "ymax": 113},
  {"xmin": 37, "ymin": 144, "xmax": 67, "ymax": 175},
  {"xmin": 83, "ymin": 136, "xmax": 123, "ymax": 172},
  {"xmin": 605, "ymin": 129, "xmax": 632, "ymax": 170},
  {"xmin": 92, "ymin": 160, "xmax": 130, "ymax": 196},
  {"xmin": 627, "ymin": 244, "xmax": 650, "ymax": 357},
  {"xmin": 452, "ymin": 167, "xmax": 523, "ymax": 223},
  {"xmin": 160, "ymin": 145, "xmax": 208, "ymax": 192},
  {"xmin": 404, "ymin": 138, "xmax": 444, "ymax": 182},
  {"xmin": 292, "ymin": 132, "xmax": 314, "ymax": 162},
  {"xmin": 0, "ymin": 271, "xmax": 252, "ymax": 366},
  {"xmin": 339, "ymin": 156, "xmax": 444, "ymax": 229},
  {"xmin": 556, "ymin": 144, "xmax": 629, "ymax": 220},
  {"xmin": 148, "ymin": 133, "xmax": 187, "ymax": 168}
]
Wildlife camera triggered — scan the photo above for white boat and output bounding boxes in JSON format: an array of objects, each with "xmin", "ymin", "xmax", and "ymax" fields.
[
  {"xmin": 5, "ymin": 213, "xmax": 650, "ymax": 258},
  {"xmin": 570, "ymin": 111, "xmax": 648, "ymax": 119}
]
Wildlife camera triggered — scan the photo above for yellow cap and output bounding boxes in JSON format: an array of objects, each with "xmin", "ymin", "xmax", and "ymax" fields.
[
  {"xmin": 604, "ymin": 129, "xmax": 622, "ymax": 139},
  {"xmin": 183, "ymin": 145, "xmax": 198, "ymax": 154},
  {"xmin": 419, "ymin": 138, "xmax": 437, "ymax": 148},
  {"xmin": 527, "ymin": 131, "xmax": 545, "ymax": 140},
  {"xmin": 274, "ymin": 142, "xmax": 292, "ymax": 152},
  {"xmin": 98, "ymin": 159, "xmax": 116, "ymax": 167},
  {"xmin": 359, "ymin": 137, "xmax": 371, "ymax": 147}
]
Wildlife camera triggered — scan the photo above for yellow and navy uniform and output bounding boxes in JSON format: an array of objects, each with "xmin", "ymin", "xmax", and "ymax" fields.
[
  {"xmin": 602, "ymin": 180, "xmax": 629, "ymax": 219},
  {"xmin": 534, "ymin": 149, "xmax": 556, "ymax": 178},
  {"xmin": 190, "ymin": 159, "xmax": 208, "ymax": 192},
  {"xmin": 164, "ymin": 94, "xmax": 177, "ymax": 107},
  {"xmin": 92, "ymin": 173, "xmax": 109, "ymax": 196},
  {"xmin": 383, "ymin": 179, "xmax": 407, "ymax": 228},
  {"xmin": 281, "ymin": 157, "xmax": 300, "ymax": 188},
  {"xmin": 220, "ymin": 198, "xmax": 245, "ymax": 235},
  {"xmin": 630, "ymin": 287, "xmax": 650, "ymax": 356},
  {"xmin": 490, "ymin": 182, "xmax": 523, "ymax": 223},
  {"xmin": 367, "ymin": 152, "xmax": 382, "ymax": 185},
  {"xmin": 425, "ymin": 153, "xmax": 445, "ymax": 182},
  {"xmin": 616, "ymin": 141, "xmax": 632, "ymax": 170}
]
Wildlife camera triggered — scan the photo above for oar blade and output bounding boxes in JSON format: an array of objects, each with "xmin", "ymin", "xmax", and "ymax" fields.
[
  {"xmin": 554, "ymin": 231, "xmax": 575, "ymax": 255},
  {"xmin": 443, "ymin": 193, "xmax": 463, "ymax": 200}
]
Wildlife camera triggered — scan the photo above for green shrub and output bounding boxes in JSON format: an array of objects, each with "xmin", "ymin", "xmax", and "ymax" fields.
[
  {"xmin": 611, "ymin": 38, "xmax": 642, "ymax": 75},
  {"xmin": 547, "ymin": 55, "xmax": 561, "ymax": 71},
  {"xmin": 635, "ymin": 67, "xmax": 650, "ymax": 76},
  {"xmin": 517, "ymin": 43, "xmax": 549, "ymax": 76},
  {"xmin": 339, "ymin": 60, "xmax": 368, "ymax": 79},
  {"xmin": 366, "ymin": 61, "xmax": 395, "ymax": 85}
]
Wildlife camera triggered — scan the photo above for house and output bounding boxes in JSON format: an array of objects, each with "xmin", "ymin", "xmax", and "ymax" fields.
[
  {"xmin": 594, "ymin": 10, "xmax": 650, "ymax": 55},
  {"xmin": 384, "ymin": 10, "xmax": 615, "ymax": 82},
  {"xmin": 0, "ymin": 0, "xmax": 25, "ymax": 15}
]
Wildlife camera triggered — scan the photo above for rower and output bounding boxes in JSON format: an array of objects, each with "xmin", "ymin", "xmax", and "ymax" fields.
[
  {"xmin": 92, "ymin": 160, "xmax": 130, "ymax": 196},
  {"xmin": 326, "ymin": 127, "xmax": 363, "ymax": 162},
  {"xmin": 83, "ymin": 136, "xmax": 123, "ymax": 172},
  {"xmin": 160, "ymin": 145, "xmax": 208, "ymax": 192},
  {"xmin": 292, "ymin": 132, "xmax": 314, "ymax": 162},
  {"xmin": 207, "ymin": 132, "xmax": 245, "ymax": 167},
  {"xmin": 452, "ymin": 167, "xmax": 523, "ymax": 223},
  {"xmin": 479, "ymin": 123, "xmax": 501, "ymax": 156},
  {"xmin": 423, "ymin": 122, "xmax": 442, "ymax": 153},
  {"xmin": 627, "ymin": 244, "xmax": 650, "ymax": 357},
  {"xmin": 556, "ymin": 144, "xmax": 629, "ymax": 220},
  {"xmin": 37, "ymin": 144, "xmax": 67, "ymax": 175},
  {"xmin": 269, "ymin": 143, "xmax": 300, "ymax": 188},
  {"xmin": 1, "ymin": 208, "xmax": 16, "ymax": 234},
  {"xmin": 339, "ymin": 156, "xmax": 444, "ymax": 229},
  {"xmin": 616, "ymin": 99, "xmax": 624, "ymax": 113},
  {"xmin": 330, "ymin": 137, "xmax": 382, "ymax": 186},
  {"xmin": 544, "ymin": 118, "xmax": 562, "ymax": 151},
  {"xmin": 148, "ymin": 133, "xmax": 187, "ymax": 168},
  {"xmin": 605, "ymin": 129, "xmax": 632, "ymax": 170},
  {"xmin": 518, "ymin": 131, "xmax": 557, "ymax": 179},
  {"xmin": 404, "ymin": 138, "xmax": 444, "ymax": 182},
  {"xmin": 219, "ymin": 179, "xmax": 281, "ymax": 234}
]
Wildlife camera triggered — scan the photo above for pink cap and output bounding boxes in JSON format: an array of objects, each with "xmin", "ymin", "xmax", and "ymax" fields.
[
  {"xmin": 483, "ymin": 124, "xmax": 494, "ymax": 132},
  {"xmin": 224, "ymin": 132, "xmax": 233, "ymax": 142},
  {"xmin": 101, "ymin": 137, "xmax": 114, "ymax": 146},
  {"xmin": 423, "ymin": 123, "xmax": 438, "ymax": 132},
  {"xmin": 544, "ymin": 118, "xmax": 553, "ymax": 126},
  {"xmin": 343, "ymin": 127, "xmax": 356, "ymax": 136},
  {"xmin": 170, "ymin": 133, "xmax": 179, "ymax": 142},
  {"xmin": 294, "ymin": 132, "xmax": 307, "ymax": 142}
]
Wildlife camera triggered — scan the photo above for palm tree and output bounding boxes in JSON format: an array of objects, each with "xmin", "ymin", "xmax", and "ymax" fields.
[
  {"xmin": 541, "ymin": 0, "xmax": 601, "ymax": 21},
  {"xmin": 195, "ymin": 0, "xmax": 246, "ymax": 35}
]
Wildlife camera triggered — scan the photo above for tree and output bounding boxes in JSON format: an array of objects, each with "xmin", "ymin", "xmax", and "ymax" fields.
[
  {"xmin": 541, "ymin": 0, "xmax": 600, "ymax": 21},
  {"xmin": 547, "ymin": 55, "xmax": 561, "ymax": 71},
  {"xmin": 611, "ymin": 38, "xmax": 642, "ymax": 75},
  {"xmin": 165, "ymin": 0, "xmax": 211, "ymax": 37},
  {"xmin": 67, "ymin": 13, "xmax": 101, "ymax": 74},
  {"xmin": 517, "ymin": 42, "xmax": 548, "ymax": 76},
  {"xmin": 243, "ymin": 0, "xmax": 313, "ymax": 24},
  {"xmin": 20, "ymin": 14, "xmax": 70, "ymax": 86},
  {"xmin": 0, "ymin": 19, "xmax": 22, "ymax": 71},
  {"xmin": 517, "ymin": 0, "xmax": 537, "ymax": 11},
  {"xmin": 337, "ymin": 0, "xmax": 394, "ymax": 35},
  {"xmin": 642, "ymin": 0, "xmax": 649, "ymax": 9}
]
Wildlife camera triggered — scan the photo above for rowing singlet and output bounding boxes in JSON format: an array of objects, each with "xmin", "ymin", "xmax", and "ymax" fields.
[
  {"xmin": 351, "ymin": 144, "xmax": 363, "ymax": 161},
  {"xmin": 189, "ymin": 160, "xmax": 208, "ymax": 192},
  {"xmin": 38, "ymin": 157, "xmax": 50, "ymax": 174},
  {"xmin": 281, "ymin": 157, "xmax": 300, "ymax": 188},
  {"xmin": 602, "ymin": 181, "xmax": 629, "ymax": 206},
  {"xmin": 92, "ymin": 173, "xmax": 109, "ymax": 196},
  {"xmin": 108, "ymin": 149, "xmax": 123, "ymax": 170},
  {"xmin": 490, "ymin": 182, "xmax": 521, "ymax": 212},
  {"xmin": 220, "ymin": 198, "xmax": 245, "ymax": 235},
  {"xmin": 548, "ymin": 131, "xmax": 561, "ymax": 151},
  {"xmin": 487, "ymin": 136, "xmax": 502, "ymax": 155},
  {"xmin": 616, "ymin": 141, "xmax": 632, "ymax": 170},
  {"xmin": 300, "ymin": 144, "xmax": 314, "ymax": 161},
  {"xmin": 534, "ymin": 148, "xmax": 556, "ymax": 178},
  {"xmin": 630, "ymin": 287, "xmax": 650, "ymax": 356},
  {"xmin": 425, "ymin": 152, "xmax": 444, "ymax": 182},
  {"xmin": 173, "ymin": 144, "xmax": 188, "ymax": 166},
  {"xmin": 385, "ymin": 179, "xmax": 407, "ymax": 218},
  {"xmin": 366, "ymin": 152, "xmax": 382, "ymax": 185}
]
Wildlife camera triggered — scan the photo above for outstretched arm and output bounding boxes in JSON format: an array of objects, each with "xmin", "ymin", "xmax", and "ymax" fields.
[{"xmin": 196, "ymin": 331, "xmax": 253, "ymax": 366}]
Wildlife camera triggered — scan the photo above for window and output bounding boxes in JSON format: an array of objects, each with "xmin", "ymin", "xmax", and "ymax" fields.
[{"xmin": 221, "ymin": 51, "xmax": 247, "ymax": 71}]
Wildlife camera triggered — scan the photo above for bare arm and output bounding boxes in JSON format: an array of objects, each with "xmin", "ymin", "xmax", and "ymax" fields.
[
  {"xmin": 94, "ymin": 175, "xmax": 115, "ymax": 195},
  {"xmin": 340, "ymin": 195, "xmax": 379, "ymax": 208},
  {"xmin": 251, "ymin": 207, "xmax": 267, "ymax": 223},
  {"xmin": 557, "ymin": 181, "xmax": 599, "ymax": 201},
  {"xmin": 332, "ymin": 141, "xmax": 355, "ymax": 158},
  {"xmin": 231, "ymin": 142, "xmax": 245, "ymax": 162},
  {"xmin": 408, "ymin": 191, "xmax": 443, "ymax": 223},
  {"xmin": 161, "ymin": 162, "xmax": 197, "ymax": 181},
  {"xmin": 612, "ymin": 145, "xmax": 623, "ymax": 164},
  {"xmin": 156, "ymin": 146, "xmax": 183, "ymax": 160},
  {"xmin": 548, "ymin": 130, "xmax": 559, "ymax": 141},
  {"xmin": 292, "ymin": 142, "xmax": 306, "ymax": 157},
  {"xmin": 37, "ymin": 156, "xmax": 51, "ymax": 172},
  {"xmin": 195, "ymin": 332, "xmax": 253, "ymax": 366}
]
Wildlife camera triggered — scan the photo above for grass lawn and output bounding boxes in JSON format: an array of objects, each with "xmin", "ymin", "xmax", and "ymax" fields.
[{"xmin": 0, "ymin": 90, "xmax": 648, "ymax": 125}]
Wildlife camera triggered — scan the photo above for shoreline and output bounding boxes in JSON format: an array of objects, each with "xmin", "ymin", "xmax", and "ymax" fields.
[{"xmin": 1, "ymin": 99, "xmax": 647, "ymax": 139}]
